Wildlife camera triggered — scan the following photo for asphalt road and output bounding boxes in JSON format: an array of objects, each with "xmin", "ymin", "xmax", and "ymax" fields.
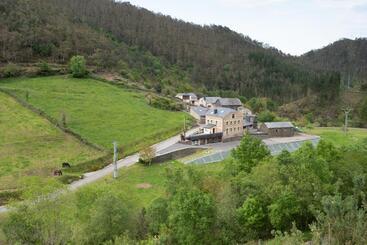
[{"xmin": 0, "ymin": 127, "xmax": 199, "ymax": 213}]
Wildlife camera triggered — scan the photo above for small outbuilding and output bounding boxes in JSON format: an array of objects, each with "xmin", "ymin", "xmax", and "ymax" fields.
[
  {"xmin": 175, "ymin": 93, "xmax": 198, "ymax": 105},
  {"xmin": 260, "ymin": 122, "xmax": 295, "ymax": 137}
]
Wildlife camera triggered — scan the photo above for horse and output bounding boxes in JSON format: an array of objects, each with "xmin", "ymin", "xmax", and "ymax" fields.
[
  {"xmin": 62, "ymin": 162, "xmax": 71, "ymax": 168},
  {"xmin": 53, "ymin": 169, "xmax": 63, "ymax": 176}
]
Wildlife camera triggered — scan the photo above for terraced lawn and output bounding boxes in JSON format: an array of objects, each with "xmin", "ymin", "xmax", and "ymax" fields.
[
  {"xmin": 0, "ymin": 76, "xmax": 190, "ymax": 155},
  {"xmin": 0, "ymin": 92, "xmax": 104, "ymax": 191}
]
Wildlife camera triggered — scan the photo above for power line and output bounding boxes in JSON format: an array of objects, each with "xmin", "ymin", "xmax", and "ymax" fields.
[{"xmin": 113, "ymin": 141, "xmax": 118, "ymax": 179}]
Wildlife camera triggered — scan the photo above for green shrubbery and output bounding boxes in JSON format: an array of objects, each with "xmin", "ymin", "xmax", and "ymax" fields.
[
  {"xmin": 69, "ymin": 56, "xmax": 88, "ymax": 78},
  {"xmin": 1, "ymin": 63, "xmax": 22, "ymax": 78},
  {"xmin": 148, "ymin": 94, "xmax": 184, "ymax": 111},
  {"xmin": 2, "ymin": 136, "xmax": 367, "ymax": 244}
]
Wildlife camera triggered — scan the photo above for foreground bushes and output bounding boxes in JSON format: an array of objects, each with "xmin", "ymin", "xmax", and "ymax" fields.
[{"xmin": 2, "ymin": 137, "xmax": 367, "ymax": 244}]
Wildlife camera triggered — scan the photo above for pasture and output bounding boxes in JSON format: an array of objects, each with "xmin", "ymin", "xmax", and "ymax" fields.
[
  {"xmin": 305, "ymin": 127, "xmax": 367, "ymax": 147},
  {"xmin": 0, "ymin": 76, "xmax": 189, "ymax": 155},
  {"xmin": 0, "ymin": 92, "xmax": 103, "ymax": 191}
]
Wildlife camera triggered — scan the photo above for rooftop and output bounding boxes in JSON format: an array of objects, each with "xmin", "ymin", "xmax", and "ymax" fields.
[
  {"xmin": 217, "ymin": 98, "xmax": 242, "ymax": 106},
  {"xmin": 203, "ymin": 124, "xmax": 216, "ymax": 129},
  {"xmin": 207, "ymin": 107, "xmax": 237, "ymax": 118},
  {"xmin": 176, "ymin": 93, "xmax": 197, "ymax": 99},
  {"xmin": 263, "ymin": 122, "xmax": 294, "ymax": 129},
  {"xmin": 191, "ymin": 106, "xmax": 209, "ymax": 117},
  {"xmin": 204, "ymin": 97, "xmax": 221, "ymax": 104}
]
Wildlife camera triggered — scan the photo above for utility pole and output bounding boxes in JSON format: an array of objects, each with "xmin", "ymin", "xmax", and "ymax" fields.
[
  {"xmin": 113, "ymin": 141, "xmax": 118, "ymax": 179},
  {"xmin": 342, "ymin": 108, "xmax": 352, "ymax": 134},
  {"xmin": 183, "ymin": 115, "xmax": 186, "ymax": 138}
]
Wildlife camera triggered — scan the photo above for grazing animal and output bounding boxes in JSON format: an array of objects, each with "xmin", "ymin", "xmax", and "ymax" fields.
[
  {"xmin": 53, "ymin": 169, "xmax": 63, "ymax": 176},
  {"xmin": 62, "ymin": 162, "xmax": 71, "ymax": 168}
]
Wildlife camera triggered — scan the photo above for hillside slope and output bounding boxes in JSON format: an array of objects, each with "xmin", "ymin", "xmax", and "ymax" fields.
[
  {"xmin": 299, "ymin": 38, "xmax": 367, "ymax": 85},
  {"xmin": 0, "ymin": 0, "xmax": 340, "ymax": 103},
  {"xmin": 0, "ymin": 76, "xmax": 188, "ymax": 154},
  {"xmin": 0, "ymin": 91, "xmax": 103, "ymax": 191}
]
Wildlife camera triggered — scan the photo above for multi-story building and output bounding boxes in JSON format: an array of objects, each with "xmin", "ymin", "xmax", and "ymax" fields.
[{"xmin": 186, "ymin": 107, "xmax": 244, "ymax": 145}]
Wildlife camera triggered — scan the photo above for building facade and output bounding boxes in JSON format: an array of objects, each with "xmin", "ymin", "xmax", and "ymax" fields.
[
  {"xmin": 175, "ymin": 93, "xmax": 198, "ymax": 105},
  {"xmin": 260, "ymin": 122, "xmax": 295, "ymax": 137},
  {"xmin": 205, "ymin": 108, "xmax": 244, "ymax": 141}
]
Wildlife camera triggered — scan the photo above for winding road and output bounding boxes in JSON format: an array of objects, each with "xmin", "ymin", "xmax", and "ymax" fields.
[{"xmin": 0, "ymin": 127, "xmax": 199, "ymax": 213}]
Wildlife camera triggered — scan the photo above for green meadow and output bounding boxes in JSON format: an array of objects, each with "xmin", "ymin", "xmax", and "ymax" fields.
[
  {"xmin": 305, "ymin": 127, "xmax": 367, "ymax": 147},
  {"xmin": 0, "ymin": 76, "xmax": 189, "ymax": 155},
  {"xmin": 75, "ymin": 160, "xmax": 225, "ymax": 209},
  {"xmin": 0, "ymin": 92, "xmax": 103, "ymax": 191}
]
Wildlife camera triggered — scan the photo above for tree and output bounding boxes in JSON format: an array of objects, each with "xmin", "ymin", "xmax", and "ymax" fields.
[
  {"xmin": 268, "ymin": 191, "xmax": 301, "ymax": 231},
  {"xmin": 147, "ymin": 197, "xmax": 169, "ymax": 235},
  {"xmin": 257, "ymin": 110, "xmax": 275, "ymax": 122},
  {"xmin": 230, "ymin": 135, "xmax": 270, "ymax": 174},
  {"xmin": 237, "ymin": 196, "xmax": 268, "ymax": 239},
  {"xmin": 311, "ymin": 194, "xmax": 367, "ymax": 244},
  {"xmin": 168, "ymin": 188, "xmax": 216, "ymax": 244},
  {"xmin": 139, "ymin": 146, "xmax": 156, "ymax": 166},
  {"xmin": 2, "ymin": 197, "xmax": 75, "ymax": 245},
  {"xmin": 85, "ymin": 192, "xmax": 132, "ymax": 244},
  {"xmin": 69, "ymin": 55, "xmax": 87, "ymax": 78}
]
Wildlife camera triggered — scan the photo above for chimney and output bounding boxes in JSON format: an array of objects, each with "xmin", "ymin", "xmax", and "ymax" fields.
[{"xmin": 214, "ymin": 109, "xmax": 218, "ymax": 114}]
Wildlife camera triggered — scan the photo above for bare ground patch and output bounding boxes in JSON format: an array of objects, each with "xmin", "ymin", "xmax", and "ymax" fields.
[{"xmin": 136, "ymin": 183, "xmax": 152, "ymax": 189}]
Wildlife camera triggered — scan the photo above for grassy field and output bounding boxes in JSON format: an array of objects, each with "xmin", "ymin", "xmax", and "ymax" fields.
[
  {"xmin": 0, "ymin": 76, "xmax": 189, "ymax": 155},
  {"xmin": 0, "ymin": 92, "xmax": 104, "ymax": 191},
  {"xmin": 305, "ymin": 127, "xmax": 367, "ymax": 147},
  {"xmin": 78, "ymin": 160, "xmax": 225, "ymax": 209}
]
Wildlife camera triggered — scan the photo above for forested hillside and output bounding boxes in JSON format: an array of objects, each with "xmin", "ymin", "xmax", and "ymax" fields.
[
  {"xmin": 0, "ymin": 0, "xmax": 342, "ymax": 103},
  {"xmin": 300, "ymin": 38, "xmax": 367, "ymax": 86}
]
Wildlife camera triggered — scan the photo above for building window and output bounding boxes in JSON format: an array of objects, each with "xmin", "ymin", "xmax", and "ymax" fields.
[
  {"xmin": 230, "ymin": 121, "xmax": 232, "ymax": 125},
  {"xmin": 226, "ymin": 122, "xmax": 228, "ymax": 125},
  {"xmin": 238, "ymin": 120, "xmax": 240, "ymax": 124},
  {"xmin": 226, "ymin": 129, "xmax": 228, "ymax": 135},
  {"xmin": 232, "ymin": 114, "xmax": 235, "ymax": 119},
  {"xmin": 230, "ymin": 128, "xmax": 232, "ymax": 132}
]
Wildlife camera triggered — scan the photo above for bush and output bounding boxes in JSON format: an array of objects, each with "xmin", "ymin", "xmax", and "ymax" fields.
[
  {"xmin": 149, "ymin": 95, "xmax": 183, "ymax": 111},
  {"xmin": 139, "ymin": 146, "xmax": 156, "ymax": 166},
  {"xmin": 37, "ymin": 61, "xmax": 52, "ymax": 75},
  {"xmin": 2, "ymin": 63, "xmax": 22, "ymax": 77},
  {"xmin": 69, "ymin": 55, "xmax": 87, "ymax": 78},
  {"xmin": 257, "ymin": 110, "xmax": 276, "ymax": 122}
]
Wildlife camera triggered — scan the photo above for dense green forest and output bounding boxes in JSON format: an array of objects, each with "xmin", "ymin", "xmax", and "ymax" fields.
[
  {"xmin": 2, "ymin": 136, "xmax": 367, "ymax": 244},
  {"xmin": 0, "ymin": 0, "xmax": 354, "ymax": 104},
  {"xmin": 300, "ymin": 38, "xmax": 367, "ymax": 86}
]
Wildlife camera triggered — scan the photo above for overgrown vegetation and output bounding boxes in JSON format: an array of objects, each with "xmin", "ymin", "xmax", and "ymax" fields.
[{"xmin": 2, "ymin": 134, "xmax": 367, "ymax": 244}]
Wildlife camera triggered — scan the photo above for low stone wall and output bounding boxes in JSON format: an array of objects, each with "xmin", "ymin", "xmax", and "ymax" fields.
[{"xmin": 152, "ymin": 147, "xmax": 206, "ymax": 163}]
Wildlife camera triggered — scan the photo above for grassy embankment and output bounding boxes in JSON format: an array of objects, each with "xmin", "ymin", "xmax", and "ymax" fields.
[
  {"xmin": 305, "ymin": 127, "xmax": 367, "ymax": 147},
  {"xmin": 0, "ymin": 92, "xmax": 103, "ymax": 196}
]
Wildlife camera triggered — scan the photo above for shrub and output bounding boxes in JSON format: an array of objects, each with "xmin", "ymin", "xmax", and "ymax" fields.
[
  {"xmin": 69, "ymin": 55, "xmax": 87, "ymax": 78},
  {"xmin": 2, "ymin": 63, "xmax": 22, "ymax": 77},
  {"xmin": 257, "ymin": 110, "xmax": 276, "ymax": 122},
  {"xmin": 149, "ymin": 95, "xmax": 183, "ymax": 111},
  {"xmin": 37, "ymin": 61, "xmax": 52, "ymax": 75},
  {"xmin": 139, "ymin": 146, "xmax": 156, "ymax": 166}
]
